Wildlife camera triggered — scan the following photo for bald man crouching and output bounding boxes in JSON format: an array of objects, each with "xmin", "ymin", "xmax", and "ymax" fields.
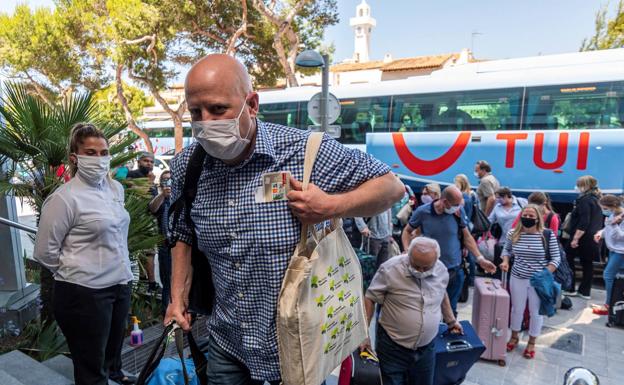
[
  {"xmin": 361, "ymin": 237, "xmax": 463, "ymax": 385},
  {"xmin": 164, "ymin": 54, "xmax": 405, "ymax": 385}
]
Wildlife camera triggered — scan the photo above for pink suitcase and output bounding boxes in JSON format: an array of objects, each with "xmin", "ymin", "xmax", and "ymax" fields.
[{"xmin": 471, "ymin": 272, "xmax": 510, "ymax": 366}]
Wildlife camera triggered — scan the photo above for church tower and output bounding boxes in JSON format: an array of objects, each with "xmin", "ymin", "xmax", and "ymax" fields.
[{"xmin": 349, "ymin": 0, "xmax": 376, "ymax": 63}]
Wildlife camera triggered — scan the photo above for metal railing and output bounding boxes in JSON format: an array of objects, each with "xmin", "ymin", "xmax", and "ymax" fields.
[{"xmin": 0, "ymin": 216, "xmax": 37, "ymax": 234}]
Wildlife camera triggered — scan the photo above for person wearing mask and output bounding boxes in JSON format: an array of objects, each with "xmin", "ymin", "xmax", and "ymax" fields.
[
  {"xmin": 512, "ymin": 192, "xmax": 560, "ymax": 234},
  {"xmin": 356, "ymin": 209, "xmax": 393, "ymax": 269},
  {"xmin": 592, "ymin": 195, "xmax": 624, "ymax": 315},
  {"xmin": 454, "ymin": 173, "xmax": 477, "ymax": 285},
  {"xmin": 474, "ymin": 160, "xmax": 500, "ymax": 216},
  {"xmin": 360, "ymin": 237, "xmax": 463, "ymax": 385},
  {"xmin": 165, "ymin": 54, "xmax": 405, "ymax": 385},
  {"xmin": 149, "ymin": 170, "xmax": 173, "ymax": 314},
  {"xmin": 398, "ymin": 113, "xmax": 414, "ymax": 132},
  {"xmin": 34, "ymin": 124, "xmax": 133, "ymax": 385},
  {"xmin": 500, "ymin": 205, "xmax": 560, "ymax": 359},
  {"xmin": 488, "ymin": 187, "xmax": 526, "ymax": 255},
  {"xmin": 401, "ymin": 186, "xmax": 497, "ymax": 314},
  {"xmin": 127, "ymin": 151, "xmax": 158, "ymax": 292},
  {"xmin": 421, "ymin": 183, "xmax": 441, "ymax": 205},
  {"xmin": 565, "ymin": 175, "xmax": 604, "ymax": 299}
]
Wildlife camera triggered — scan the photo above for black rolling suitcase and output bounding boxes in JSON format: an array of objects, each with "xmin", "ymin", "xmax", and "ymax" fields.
[
  {"xmin": 607, "ymin": 273, "xmax": 624, "ymax": 327},
  {"xmin": 337, "ymin": 349, "xmax": 382, "ymax": 385},
  {"xmin": 433, "ymin": 321, "xmax": 485, "ymax": 385}
]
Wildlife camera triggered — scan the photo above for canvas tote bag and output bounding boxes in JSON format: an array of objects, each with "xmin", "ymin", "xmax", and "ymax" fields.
[{"xmin": 277, "ymin": 132, "xmax": 368, "ymax": 385}]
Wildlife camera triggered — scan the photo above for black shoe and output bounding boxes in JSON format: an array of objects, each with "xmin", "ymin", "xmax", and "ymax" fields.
[{"xmin": 110, "ymin": 373, "xmax": 137, "ymax": 385}]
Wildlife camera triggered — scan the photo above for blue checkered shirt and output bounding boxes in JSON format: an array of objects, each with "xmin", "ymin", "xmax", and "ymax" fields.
[{"xmin": 169, "ymin": 120, "xmax": 390, "ymax": 381}]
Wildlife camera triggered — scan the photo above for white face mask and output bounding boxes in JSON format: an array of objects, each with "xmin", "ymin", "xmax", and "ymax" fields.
[
  {"xmin": 191, "ymin": 101, "xmax": 250, "ymax": 161},
  {"xmin": 444, "ymin": 205, "xmax": 461, "ymax": 215},
  {"xmin": 76, "ymin": 155, "xmax": 111, "ymax": 185},
  {"xmin": 421, "ymin": 195, "xmax": 434, "ymax": 204},
  {"xmin": 574, "ymin": 185, "xmax": 580, "ymax": 193},
  {"xmin": 409, "ymin": 266, "xmax": 434, "ymax": 280}
]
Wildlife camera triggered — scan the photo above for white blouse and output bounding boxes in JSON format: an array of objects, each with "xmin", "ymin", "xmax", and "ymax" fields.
[{"xmin": 34, "ymin": 175, "xmax": 133, "ymax": 289}]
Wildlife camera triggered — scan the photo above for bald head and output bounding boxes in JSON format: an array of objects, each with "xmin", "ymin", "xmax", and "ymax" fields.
[
  {"xmin": 442, "ymin": 185, "xmax": 463, "ymax": 205},
  {"xmin": 407, "ymin": 237, "xmax": 439, "ymax": 272},
  {"xmin": 185, "ymin": 54, "xmax": 252, "ymax": 99}
]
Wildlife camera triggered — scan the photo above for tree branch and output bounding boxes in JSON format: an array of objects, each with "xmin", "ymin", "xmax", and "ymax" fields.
[
  {"xmin": 191, "ymin": 20, "xmax": 227, "ymax": 45},
  {"xmin": 23, "ymin": 72, "xmax": 55, "ymax": 107},
  {"xmin": 115, "ymin": 64, "xmax": 154, "ymax": 153},
  {"xmin": 226, "ymin": 0, "xmax": 249, "ymax": 55},
  {"xmin": 123, "ymin": 34, "xmax": 158, "ymax": 67}
]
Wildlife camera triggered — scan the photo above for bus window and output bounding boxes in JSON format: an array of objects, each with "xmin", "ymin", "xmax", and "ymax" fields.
[
  {"xmin": 257, "ymin": 102, "xmax": 299, "ymax": 128},
  {"xmin": 391, "ymin": 88, "xmax": 522, "ymax": 132},
  {"xmin": 299, "ymin": 96, "xmax": 390, "ymax": 144},
  {"xmin": 525, "ymin": 82, "xmax": 623, "ymax": 130}
]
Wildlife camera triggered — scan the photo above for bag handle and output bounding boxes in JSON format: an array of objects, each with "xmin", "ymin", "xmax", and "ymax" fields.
[{"xmin": 298, "ymin": 132, "xmax": 324, "ymax": 249}]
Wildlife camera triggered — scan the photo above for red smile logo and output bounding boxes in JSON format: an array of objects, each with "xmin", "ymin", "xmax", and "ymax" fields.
[{"xmin": 392, "ymin": 132, "xmax": 471, "ymax": 176}]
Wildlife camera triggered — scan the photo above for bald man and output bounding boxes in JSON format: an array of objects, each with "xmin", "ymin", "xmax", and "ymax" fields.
[
  {"xmin": 402, "ymin": 185, "xmax": 496, "ymax": 315},
  {"xmin": 165, "ymin": 54, "xmax": 404, "ymax": 384},
  {"xmin": 362, "ymin": 237, "xmax": 462, "ymax": 385}
]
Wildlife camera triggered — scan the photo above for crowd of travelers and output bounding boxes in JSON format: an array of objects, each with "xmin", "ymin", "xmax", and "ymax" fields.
[{"xmin": 29, "ymin": 53, "xmax": 624, "ymax": 385}]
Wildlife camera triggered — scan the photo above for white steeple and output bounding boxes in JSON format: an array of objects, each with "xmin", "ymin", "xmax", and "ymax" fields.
[{"xmin": 349, "ymin": 0, "xmax": 376, "ymax": 63}]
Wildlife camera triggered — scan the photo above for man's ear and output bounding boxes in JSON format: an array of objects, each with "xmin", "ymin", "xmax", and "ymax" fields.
[{"xmin": 247, "ymin": 92, "xmax": 259, "ymax": 118}]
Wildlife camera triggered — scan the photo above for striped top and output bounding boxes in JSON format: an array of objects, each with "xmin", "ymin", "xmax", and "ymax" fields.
[{"xmin": 502, "ymin": 230, "xmax": 561, "ymax": 279}]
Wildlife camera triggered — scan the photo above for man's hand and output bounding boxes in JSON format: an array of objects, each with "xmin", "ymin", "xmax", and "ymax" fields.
[
  {"xmin": 447, "ymin": 320, "xmax": 464, "ymax": 335},
  {"xmin": 478, "ymin": 257, "xmax": 497, "ymax": 274},
  {"xmin": 499, "ymin": 260, "xmax": 510, "ymax": 272},
  {"xmin": 570, "ymin": 239, "xmax": 579, "ymax": 249},
  {"xmin": 164, "ymin": 300, "xmax": 192, "ymax": 332},
  {"xmin": 359, "ymin": 337, "xmax": 372, "ymax": 353},
  {"xmin": 287, "ymin": 176, "xmax": 338, "ymax": 224},
  {"xmin": 163, "ymin": 186, "xmax": 172, "ymax": 197},
  {"xmin": 361, "ymin": 228, "xmax": 371, "ymax": 238}
]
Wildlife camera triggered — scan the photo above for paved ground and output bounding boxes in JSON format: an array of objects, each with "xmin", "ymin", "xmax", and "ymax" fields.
[
  {"xmin": 457, "ymin": 287, "xmax": 623, "ymax": 385},
  {"xmin": 324, "ymin": 286, "xmax": 623, "ymax": 385}
]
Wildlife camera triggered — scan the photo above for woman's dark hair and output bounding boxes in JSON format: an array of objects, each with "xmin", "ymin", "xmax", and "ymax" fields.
[
  {"xmin": 68, "ymin": 123, "xmax": 108, "ymax": 177},
  {"xmin": 495, "ymin": 187, "xmax": 512, "ymax": 198},
  {"xmin": 528, "ymin": 191, "xmax": 556, "ymax": 214},
  {"xmin": 599, "ymin": 194, "xmax": 623, "ymax": 209}
]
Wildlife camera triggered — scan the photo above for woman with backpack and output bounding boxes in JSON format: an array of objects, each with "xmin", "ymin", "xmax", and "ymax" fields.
[
  {"xmin": 592, "ymin": 195, "xmax": 624, "ymax": 315},
  {"xmin": 500, "ymin": 205, "xmax": 560, "ymax": 359},
  {"xmin": 564, "ymin": 175, "xmax": 604, "ymax": 299}
]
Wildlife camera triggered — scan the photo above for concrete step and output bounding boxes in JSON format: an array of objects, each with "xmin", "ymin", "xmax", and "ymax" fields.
[
  {"xmin": 42, "ymin": 354, "xmax": 119, "ymax": 385},
  {"xmin": 0, "ymin": 369, "xmax": 25, "ymax": 385},
  {"xmin": 0, "ymin": 350, "xmax": 72, "ymax": 385}
]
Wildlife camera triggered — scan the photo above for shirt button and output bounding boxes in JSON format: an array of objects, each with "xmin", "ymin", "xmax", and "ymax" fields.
[
  {"xmin": 238, "ymin": 292, "xmax": 244, "ymax": 299},
  {"xmin": 230, "ymin": 232, "xmax": 237, "ymax": 239},
  {"xmin": 235, "ymin": 262, "xmax": 241, "ymax": 269},
  {"xmin": 228, "ymin": 200, "xmax": 236, "ymax": 207},
  {"xmin": 241, "ymin": 322, "xmax": 247, "ymax": 328}
]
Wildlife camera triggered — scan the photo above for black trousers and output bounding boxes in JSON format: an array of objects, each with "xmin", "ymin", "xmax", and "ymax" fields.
[
  {"xmin": 566, "ymin": 238, "xmax": 598, "ymax": 296},
  {"xmin": 54, "ymin": 281, "xmax": 131, "ymax": 385}
]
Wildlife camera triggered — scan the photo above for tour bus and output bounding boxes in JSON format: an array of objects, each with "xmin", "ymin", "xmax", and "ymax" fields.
[{"xmin": 257, "ymin": 48, "xmax": 624, "ymax": 204}]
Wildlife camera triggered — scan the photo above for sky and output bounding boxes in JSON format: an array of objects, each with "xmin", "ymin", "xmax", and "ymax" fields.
[{"xmin": 0, "ymin": 0, "xmax": 612, "ymax": 64}]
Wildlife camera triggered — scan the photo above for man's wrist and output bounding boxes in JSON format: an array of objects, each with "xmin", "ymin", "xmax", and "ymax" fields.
[
  {"xmin": 475, "ymin": 255, "xmax": 486, "ymax": 263},
  {"xmin": 445, "ymin": 318, "xmax": 457, "ymax": 326}
]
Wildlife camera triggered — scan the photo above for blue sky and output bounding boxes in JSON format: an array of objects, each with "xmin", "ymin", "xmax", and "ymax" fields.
[{"xmin": 0, "ymin": 0, "xmax": 612, "ymax": 63}]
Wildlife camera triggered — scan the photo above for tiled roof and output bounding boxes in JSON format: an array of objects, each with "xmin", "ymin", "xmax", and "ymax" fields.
[{"xmin": 330, "ymin": 53, "xmax": 460, "ymax": 73}]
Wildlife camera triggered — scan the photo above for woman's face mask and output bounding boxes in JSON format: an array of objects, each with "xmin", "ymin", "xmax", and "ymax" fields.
[
  {"xmin": 75, "ymin": 154, "xmax": 111, "ymax": 185},
  {"xmin": 421, "ymin": 194, "xmax": 434, "ymax": 204}
]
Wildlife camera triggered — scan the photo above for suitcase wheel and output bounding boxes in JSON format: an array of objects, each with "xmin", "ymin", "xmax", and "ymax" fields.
[
  {"xmin": 497, "ymin": 359, "xmax": 506, "ymax": 367},
  {"xmin": 606, "ymin": 322, "xmax": 613, "ymax": 328}
]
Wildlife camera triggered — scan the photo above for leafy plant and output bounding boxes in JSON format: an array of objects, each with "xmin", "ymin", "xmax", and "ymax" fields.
[
  {"xmin": 19, "ymin": 320, "xmax": 68, "ymax": 362},
  {"xmin": 0, "ymin": 82, "xmax": 156, "ymax": 324}
]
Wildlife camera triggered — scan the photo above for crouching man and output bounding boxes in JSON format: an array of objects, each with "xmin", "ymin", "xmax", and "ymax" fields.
[{"xmin": 360, "ymin": 236, "xmax": 463, "ymax": 385}]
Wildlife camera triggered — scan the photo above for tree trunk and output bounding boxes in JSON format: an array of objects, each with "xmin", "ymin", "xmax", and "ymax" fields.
[
  {"xmin": 148, "ymin": 86, "xmax": 187, "ymax": 153},
  {"xmin": 115, "ymin": 65, "xmax": 154, "ymax": 153}
]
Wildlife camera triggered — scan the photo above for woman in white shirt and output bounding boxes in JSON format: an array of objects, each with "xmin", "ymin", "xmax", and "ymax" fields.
[{"xmin": 34, "ymin": 123, "xmax": 133, "ymax": 385}]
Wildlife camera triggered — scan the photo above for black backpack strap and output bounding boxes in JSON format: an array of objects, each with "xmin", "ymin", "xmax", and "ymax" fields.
[
  {"xmin": 168, "ymin": 145, "xmax": 208, "ymax": 246},
  {"xmin": 542, "ymin": 229, "xmax": 553, "ymax": 261}
]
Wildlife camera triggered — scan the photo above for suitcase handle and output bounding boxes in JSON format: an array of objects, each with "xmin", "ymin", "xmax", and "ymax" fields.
[{"xmin": 446, "ymin": 340, "xmax": 473, "ymax": 352}]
